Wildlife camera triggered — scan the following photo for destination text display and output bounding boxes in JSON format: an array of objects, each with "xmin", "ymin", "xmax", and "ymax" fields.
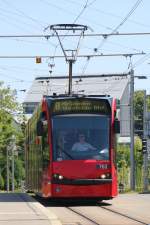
[{"xmin": 51, "ymin": 99, "xmax": 110, "ymax": 115}]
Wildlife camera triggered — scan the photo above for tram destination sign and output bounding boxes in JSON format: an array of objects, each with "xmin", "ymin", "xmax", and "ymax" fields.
[{"xmin": 51, "ymin": 99, "xmax": 111, "ymax": 115}]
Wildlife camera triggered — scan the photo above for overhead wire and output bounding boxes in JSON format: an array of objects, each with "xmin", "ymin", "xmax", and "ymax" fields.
[
  {"xmin": 0, "ymin": 71, "xmax": 32, "ymax": 83},
  {"xmin": 1, "ymin": 0, "xmax": 46, "ymax": 29},
  {"xmin": 0, "ymin": 2, "xmax": 57, "ymax": 48},
  {"xmin": 45, "ymin": 0, "xmax": 97, "ymax": 70},
  {"xmin": 77, "ymin": 0, "xmax": 143, "ymax": 76},
  {"xmin": 60, "ymin": 0, "xmax": 150, "ymax": 31},
  {"xmin": 81, "ymin": 0, "xmax": 144, "ymax": 76},
  {"xmin": 0, "ymin": 7, "xmax": 43, "ymax": 32},
  {"xmin": 111, "ymin": 0, "xmax": 143, "ymax": 34},
  {"xmin": 105, "ymin": 40, "xmax": 143, "ymax": 53},
  {"xmin": 0, "ymin": 14, "xmax": 33, "ymax": 33},
  {"xmin": 0, "ymin": 0, "xmax": 148, "ymax": 87},
  {"xmin": 7, "ymin": 37, "xmax": 57, "ymax": 48},
  {"xmin": 0, "ymin": 52, "xmax": 143, "ymax": 59},
  {"xmin": 73, "ymin": 0, "xmax": 95, "ymax": 23},
  {"xmin": 0, "ymin": 63, "xmax": 47, "ymax": 84},
  {"xmin": 97, "ymin": 0, "xmax": 144, "ymax": 50},
  {"xmin": 0, "ymin": 65, "xmax": 48, "ymax": 73},
  {"xmin": 132, "ymin": 53, "xmax": 150, "ymax": 68},
  {"xmin": 40, "ymin": 0, "xmax": 113, "ymax": 31},
  {"xmin": 1, "ymin": 32, "xmax": 150, "ymax": 38},
  {"xmin": 70, "ymin": 0, "xmax": 96, "ymax": 59},
  {"xmin": 80, "ymin": 57, "xmax": 91, "ymax": 75},
  {"xmin": 70, "ymin": 0, "xmax": 97, "ymax": 77}
]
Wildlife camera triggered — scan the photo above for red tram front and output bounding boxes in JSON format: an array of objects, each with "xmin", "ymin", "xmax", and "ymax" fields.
[{"xmin": 25, "ymin": 95, "xmax": 119, "ymax": 200}]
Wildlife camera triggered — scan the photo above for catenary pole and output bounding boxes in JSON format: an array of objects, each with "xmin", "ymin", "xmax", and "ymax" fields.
[
  {"xmin": 12, "ymin": 144, "xmax": 15, "ymax": 192},
  {"xmin": 143, "ymin": 90, "xmax": 149, "ymax": 192},
  {"xmin": 6, "ymin": 147, "xmax": 10, "ymax": 192},
  {"xmin": 11, "ymin": 135, "xmax": 16, "ymax": 192},
  {"xmin": 130, "ymin": 69, "xmax": 135, "ymax": 190}
]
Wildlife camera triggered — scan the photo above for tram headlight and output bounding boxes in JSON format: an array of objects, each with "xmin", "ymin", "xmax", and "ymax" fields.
[
  {"xmin": 99, "ymin": 173, "xmax": 111, "ymax": 179},
  {"xmin": 58, "ymin": 175, "xmax": 64, "ymax": 180},
  {"xmin": 100, "ymin": 174, "xmax": 106, "ymax": 179},
  {"xmin": 53, "ymin": 174, "xmax": 64, "ymax": 180}
]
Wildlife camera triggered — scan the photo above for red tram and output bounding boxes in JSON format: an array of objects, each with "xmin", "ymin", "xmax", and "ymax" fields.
[{"xmin": 25, "ymin": 95, "xmax": 119, "ymax": 200}]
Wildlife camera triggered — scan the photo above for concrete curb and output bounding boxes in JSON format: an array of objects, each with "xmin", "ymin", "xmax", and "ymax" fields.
[{"xmin": 20, "ymin": 193, "xmax": 62, "ymax": 225}]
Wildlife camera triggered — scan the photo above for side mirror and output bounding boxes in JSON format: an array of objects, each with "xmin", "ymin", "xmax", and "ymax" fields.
[
  {"xmin": 37, "ymin": 120, "xmax": 43, "ymax": 136},
  {"xmin": 114, "ymin": 119, "xmax": 120, "ymax": 134}
]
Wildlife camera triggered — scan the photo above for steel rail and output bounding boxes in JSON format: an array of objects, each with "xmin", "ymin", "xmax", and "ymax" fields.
[{"xmin": 99, "ymin": 205, "xmax": 148, "ymax": 225}]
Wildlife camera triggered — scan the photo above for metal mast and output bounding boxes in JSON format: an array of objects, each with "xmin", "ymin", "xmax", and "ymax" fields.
[
  {"xmin": 143, "ymin": 90, "xmax": 149, "ymax": 192},
  {"xmin": 129, "ymin": 68, "xmax": 135, "ymax": 190}
]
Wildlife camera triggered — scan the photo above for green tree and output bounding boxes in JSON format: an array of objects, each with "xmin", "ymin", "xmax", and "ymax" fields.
[
  {"xmin": 134, "ymin": 90, "xmax": 150, "ymax": 136},
  {"xmin": 134, "ymin": 136, "xmax": 143, "ymax": 190},
  {"xmin": 15, "ymin": 159, "xmax": 25, "ymax": 187},
  {"xmin": 117, "ymin": 91, "xmax": 150, "ymax": 192},
  {"xmin": 134, "ymin": 91, "xmax": 144, "ymax": 136},
  {"xmin": 117, "ymin": 144, "xmax": 130, "ymax": 190},
  {"xmin": 0, "ymin": 82, "xmax": 25, "ymax": 190},
  {"xmin": 0, "ymin": 173, "xmax": 4, "ymax": 190}
]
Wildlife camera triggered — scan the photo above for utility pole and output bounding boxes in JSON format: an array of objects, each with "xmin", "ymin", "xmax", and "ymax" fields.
[
  {"xmin": 6, "ymin": 146, "xmax": 10, "ymax": 192},
  {"xmin": 12, "ymin": 144, "xmax": 15, "ymax": 192},
  {"xmin": 143, "ymin": 90, "xmax": 149, "ymax": 192},
  {"xmin": 130, "ymin": 69, "xmax": 135, "ymax": 190},
  {"xmin": 11, "ymin": 135, "xmax": 16, "ymax": 192}
]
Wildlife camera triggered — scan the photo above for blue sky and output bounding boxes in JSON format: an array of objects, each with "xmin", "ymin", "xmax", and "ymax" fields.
[{"xmin": 0, "ymin": 0, "xmax": 150, "ymax": 102}]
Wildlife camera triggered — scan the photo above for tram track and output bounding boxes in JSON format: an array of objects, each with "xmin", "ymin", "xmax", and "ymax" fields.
[
  {"xmin": 34, "ymin": 196, "xmax": 149, "ymax": 225},
  {"xmin": 99, "ymin": 205, "xmax": 148, "ymax": 225},
  {"xmin": 65, "ymin": 205, "xmax": 148, "ymax": 225},
  {"xmin": 66, "ymin": 206, "xmax": 101, "ymax": 225}
]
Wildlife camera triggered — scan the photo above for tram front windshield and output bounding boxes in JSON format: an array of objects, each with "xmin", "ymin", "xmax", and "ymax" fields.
[{"xmin": 52, "ymin": 114, "xmax": 110, "ymax": 161}]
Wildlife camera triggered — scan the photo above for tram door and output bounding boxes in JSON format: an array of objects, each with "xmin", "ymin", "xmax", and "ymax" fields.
[{"xmin": 37, "ymin": 112, "xmax": 50, "ymax": 194}]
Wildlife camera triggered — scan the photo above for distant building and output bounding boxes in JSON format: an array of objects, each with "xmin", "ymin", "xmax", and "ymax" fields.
[{"xmin": 23, "ymin": 74, "xmax": 130, "ymax": 136}]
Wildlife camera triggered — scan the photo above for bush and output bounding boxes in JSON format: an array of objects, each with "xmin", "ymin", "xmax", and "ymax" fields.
[{"xmin": 0, "ymin": 173, "xmax": 4, "ymax": 190}]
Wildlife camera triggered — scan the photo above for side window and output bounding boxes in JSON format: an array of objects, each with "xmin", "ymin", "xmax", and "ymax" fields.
[
  {"xmin": 42, "ymin": 121, "xmax": 50, "ymax": 168},
  {"xmin": 40, "ymin": 112, "xmax": 50, "ymax": 169}
]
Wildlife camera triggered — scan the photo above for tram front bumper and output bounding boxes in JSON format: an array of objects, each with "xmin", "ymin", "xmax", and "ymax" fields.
[{"xmin": 52, "ymin": 178, "xmax": 112, "ymax": 185}]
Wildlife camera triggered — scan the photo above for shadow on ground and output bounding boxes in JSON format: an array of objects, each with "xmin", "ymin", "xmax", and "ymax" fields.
[
  {"xmin": 0, "ymin": 193, "xmax": 36, "ymax": 202},
  {"xmin": 34, "ymin": 195, "xmax": 112, "ymax": 207}
]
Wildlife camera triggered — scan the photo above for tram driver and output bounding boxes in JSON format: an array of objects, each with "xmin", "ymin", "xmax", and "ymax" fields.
[{"xmin": 71, "ymin": 133, "xmax": 96, "ymax": 152}]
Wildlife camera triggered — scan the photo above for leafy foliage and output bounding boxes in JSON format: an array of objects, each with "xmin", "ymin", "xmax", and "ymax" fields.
[
  {"xmin": 117, "ymin": 144, "xmax": 130, "ymax": 189},
  {"xmin": 134, "ymin": 90, "xmax": 150, "ymax": 136},
  {"xmin": 117, "ymin": 90, "xmax": 146, "ymax": 191},
  {"xmin": 134, "ymin": 91, "xmax": 144, "ymax": 136},
  {"xmin": 0, "ymin": 173, "xmax": 4, "ymax": 189},
  {"xmin": 134, "ymin": 91, "xmax": 144, "ymax": 118},
  {"xmin": 0, "ymin": 82, "xmax": 25, "ymax": 190}
]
